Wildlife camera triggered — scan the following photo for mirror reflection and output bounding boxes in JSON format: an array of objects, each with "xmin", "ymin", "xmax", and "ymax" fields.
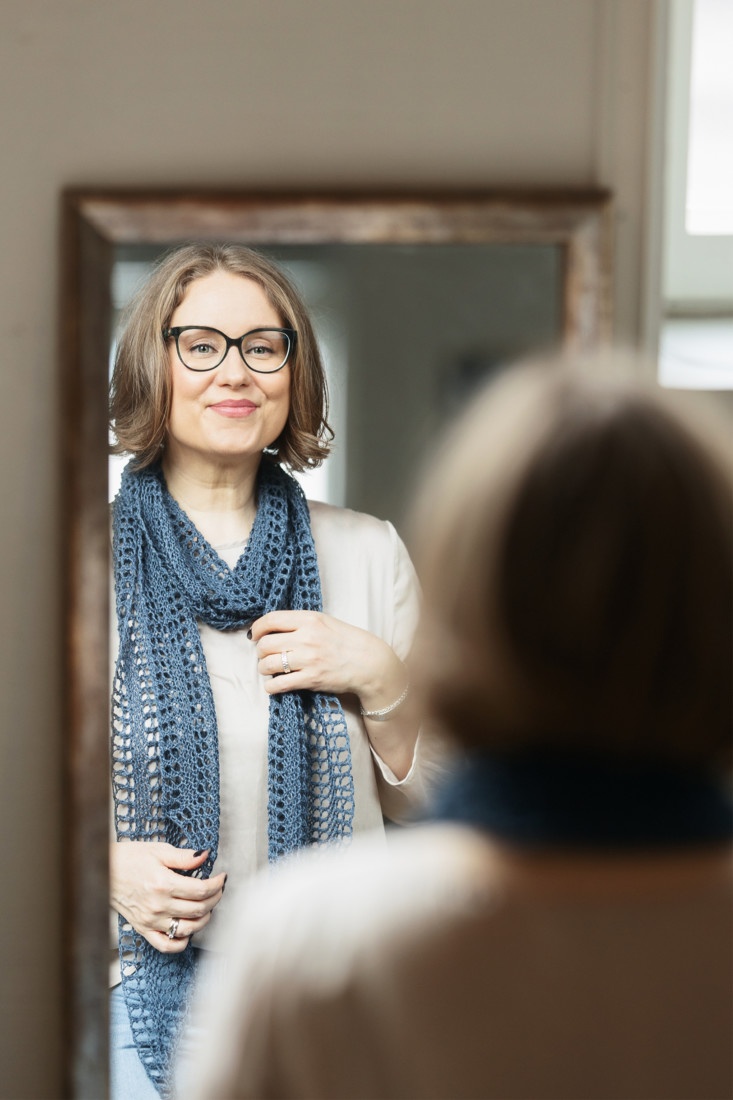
[{"xmin": 108, "ymin": 243, "xmax": 435, "ymax": 1094}]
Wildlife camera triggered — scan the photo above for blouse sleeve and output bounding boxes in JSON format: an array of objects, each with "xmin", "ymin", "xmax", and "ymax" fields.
[{"xmin": 370, "ymin": 523, "xmax": 452, "ymax": 824}]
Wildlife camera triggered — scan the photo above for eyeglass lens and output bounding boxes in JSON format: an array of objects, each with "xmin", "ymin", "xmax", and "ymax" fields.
[{"xmin": 176, "ymin": 328, "xmax": 291, "ymax": 372}]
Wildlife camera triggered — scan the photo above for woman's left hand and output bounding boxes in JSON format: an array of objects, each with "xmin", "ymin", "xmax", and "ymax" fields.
[{"xmin": 250, "ymin": 610, "xmax": 406, "ymax": 714}]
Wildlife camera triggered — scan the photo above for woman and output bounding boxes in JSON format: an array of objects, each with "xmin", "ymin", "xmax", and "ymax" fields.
[
  {"xmin": 182, "ymin": 356, "xmax": 733, "ymax": 1100},
  {"xmin": 108, "ymin": 244, "xmax": 428, "ymax": 1097}
]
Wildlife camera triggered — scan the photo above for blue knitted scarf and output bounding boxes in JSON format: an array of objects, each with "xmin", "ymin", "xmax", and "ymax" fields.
[{"xmin": 111, "ymin": 458, "xmax": 355, "ymax": 1093}]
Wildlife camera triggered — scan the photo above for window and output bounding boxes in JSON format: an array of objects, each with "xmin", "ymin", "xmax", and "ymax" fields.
[
  {"xmin": 660, "ymin": 0, "xmax": 733, "ymax": 388},
  {"xmin": 685, "ymin": 0, "xmax": 733, "ymax": 235}
]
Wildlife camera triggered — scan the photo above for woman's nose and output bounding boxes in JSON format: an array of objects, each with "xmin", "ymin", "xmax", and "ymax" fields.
[{"xmin": 217, "ymin": 345, "xmax": 251, "ymax": 383}]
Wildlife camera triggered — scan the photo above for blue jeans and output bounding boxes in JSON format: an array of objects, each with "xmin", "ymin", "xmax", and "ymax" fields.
[{"xmin": 110, "ymin": 984, "xmax": 161, "ymax": 1100}]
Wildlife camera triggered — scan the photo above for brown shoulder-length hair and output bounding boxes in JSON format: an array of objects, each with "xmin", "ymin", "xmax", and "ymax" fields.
[
  {"xmin": 109, "ymin": 243, "xmax": 333, "ymax": 470},
  {"xmin": 411, "ymin": 352, "xmax": 733, "ymax": 770}
]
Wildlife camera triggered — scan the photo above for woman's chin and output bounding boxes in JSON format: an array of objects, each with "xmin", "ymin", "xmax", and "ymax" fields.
[{"xmin": 165, "ymin": 439, "xmax": 269, "ymax": 475}]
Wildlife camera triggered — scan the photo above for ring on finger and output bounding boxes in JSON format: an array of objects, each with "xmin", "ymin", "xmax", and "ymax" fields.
[
  {"xmin": 281, "ymin": 650, "xmax": 292, "ymax": 675},
  {"xmin": 167, "ymin": 918, "xmax": 180, "ymax": 940}
]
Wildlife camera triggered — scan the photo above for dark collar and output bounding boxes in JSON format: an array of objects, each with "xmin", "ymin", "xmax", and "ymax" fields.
[{"xmin": 429, "ymin": 748, "xmax": 733, "ymax": 850}]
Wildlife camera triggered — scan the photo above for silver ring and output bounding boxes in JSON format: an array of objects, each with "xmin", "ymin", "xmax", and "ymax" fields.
[
  {"xmin": 281, "ymin": 650, "xmax": 292, "ymax": 675},
  {"xmin": 167, "ymin": 918, "xmax": 180, "ymax": 940}
]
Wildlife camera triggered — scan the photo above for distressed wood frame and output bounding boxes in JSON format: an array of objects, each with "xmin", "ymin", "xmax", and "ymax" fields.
[{"xmin": 61, "ymin": 187, "xmax": 612, "ymax": 1097}]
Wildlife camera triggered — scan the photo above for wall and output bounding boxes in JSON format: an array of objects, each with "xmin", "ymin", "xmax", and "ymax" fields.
[{"xmin": 0, "ymin": 1, "xmax": 656, "ymax": 1095}]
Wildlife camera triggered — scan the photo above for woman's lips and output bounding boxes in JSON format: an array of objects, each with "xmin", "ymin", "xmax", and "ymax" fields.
[{"xmin": 209, "ymin": 400, "xmax": 258, "ymax": 419}]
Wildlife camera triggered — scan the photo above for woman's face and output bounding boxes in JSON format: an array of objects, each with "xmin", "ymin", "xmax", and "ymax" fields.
[{"xmin": 165, "ymin": 270, "xmax": 291, "ymax": 473}]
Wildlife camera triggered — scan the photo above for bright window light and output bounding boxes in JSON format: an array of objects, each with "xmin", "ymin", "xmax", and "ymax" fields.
[{"xmin": 686, "ymin": 0, "xmax": 733, "ymax": 234}]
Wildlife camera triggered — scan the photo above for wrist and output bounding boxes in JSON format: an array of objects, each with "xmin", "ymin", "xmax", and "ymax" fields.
[
  {"xmin": 361, "ymin": 683, "xmax": 410, "ymax": 722},
  {"xmin": 356, "ymin": 645, "xmax": 407, "ymax": 714}
]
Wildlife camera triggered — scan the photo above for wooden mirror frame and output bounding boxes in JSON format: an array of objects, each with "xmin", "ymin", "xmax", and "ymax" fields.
[{"xmin": 60, "ymin": 187, "xmax": 612, "ymax": 1097}]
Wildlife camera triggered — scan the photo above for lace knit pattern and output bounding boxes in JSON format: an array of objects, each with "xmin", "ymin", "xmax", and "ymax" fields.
[{"xmin": 111, "ymin": 459, "xmax": 355, "ymax": 1092}]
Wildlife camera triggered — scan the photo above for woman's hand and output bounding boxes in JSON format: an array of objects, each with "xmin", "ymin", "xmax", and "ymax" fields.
[
  {"xmin": 251, "ymin": 610, "xmax": 406, "ymax": 711},
  {"xmin": 251, "ymin": 610, "xmax": 418, "ymax": 779},
  {"xmin": 110, "ymin": 842, "xmax": 226, "ymax": 954}
]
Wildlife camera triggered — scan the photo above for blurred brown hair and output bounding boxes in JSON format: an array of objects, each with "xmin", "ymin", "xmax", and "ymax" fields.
[
  {"xmin": 411, "ymin": 353, "xmax": 733, "ymax": 769},
  {"xmin": 109, "ymin": 243, "xmax": 332, "ymax": 471}
]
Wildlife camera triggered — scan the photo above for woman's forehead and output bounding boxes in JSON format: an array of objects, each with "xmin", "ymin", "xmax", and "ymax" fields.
[{"xmin": 173, "ymin": 270, "xmax": 282, "ymax": 327}]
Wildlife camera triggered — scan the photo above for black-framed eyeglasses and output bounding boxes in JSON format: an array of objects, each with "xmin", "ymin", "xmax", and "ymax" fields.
[{"xmin": 163, "ymin": 325, "xmax": 297, "ymax": 373}]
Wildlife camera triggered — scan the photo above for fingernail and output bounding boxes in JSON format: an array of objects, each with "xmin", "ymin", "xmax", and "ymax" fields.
[
  {"xmin": 194, "ymin": 849, "xmax": 205, "ymax": 858},
  {"xmin": 247, "ymin": 628, "xmax": 252, "ymax": 640}
]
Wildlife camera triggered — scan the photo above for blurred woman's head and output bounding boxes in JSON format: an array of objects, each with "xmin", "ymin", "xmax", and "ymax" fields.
[
  {"xmin": 109, "ymin": 243, "xmax": 332, "ymax": 471},
  {"xmin": 412, "ymin": 354, "xmax": 732, "ymax": 770}
]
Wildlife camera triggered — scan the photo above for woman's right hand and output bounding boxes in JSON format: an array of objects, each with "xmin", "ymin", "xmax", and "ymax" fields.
[{"xmin": 110, "ymin": 841, "xmax": 227, "ymax": 954}]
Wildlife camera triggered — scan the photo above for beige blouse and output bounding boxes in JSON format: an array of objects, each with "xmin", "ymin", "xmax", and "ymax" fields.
[{"xmin": 111, "ymin": 501, "xmax": 441, "ymax": 976}]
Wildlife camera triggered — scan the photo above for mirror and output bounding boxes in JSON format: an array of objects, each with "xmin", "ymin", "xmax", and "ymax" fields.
[{"xmin": 61, "ymin": 188, "xmax": 611, "ymax": 1096}]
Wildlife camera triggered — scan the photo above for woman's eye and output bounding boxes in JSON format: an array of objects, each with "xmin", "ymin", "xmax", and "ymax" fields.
[
  {"xmin": 183, "ymin": 341, "xmax": 219, "ymax": 358},
  {"xmin": 246, "ymin": 343, "xmax": 274, "ymax": 358}
]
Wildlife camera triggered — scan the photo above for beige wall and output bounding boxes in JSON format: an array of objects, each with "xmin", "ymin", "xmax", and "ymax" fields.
[{"xmin": 0, "ymin": 1, "xmax": 657, "ymax": 1095}]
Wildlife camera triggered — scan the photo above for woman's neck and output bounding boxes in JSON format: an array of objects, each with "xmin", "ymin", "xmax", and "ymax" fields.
[{"xmin": 161, "ymin": 452, "xmax": 259, "ymax": 546}]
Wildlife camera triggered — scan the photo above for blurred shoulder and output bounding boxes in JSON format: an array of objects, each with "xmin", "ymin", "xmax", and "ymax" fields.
[
  {"xmin": 184, "ymin": 827, "xmax": 495, "ymax": 1099},
  {"xmin": 235, "ymin": 825, "xmax": 495, "ymax": 966}
]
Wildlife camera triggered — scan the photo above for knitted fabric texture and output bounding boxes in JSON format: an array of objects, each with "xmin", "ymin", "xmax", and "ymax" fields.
[{"xmin": 111, "ymin": 459, "xmax": 355, "ymax": 1093}]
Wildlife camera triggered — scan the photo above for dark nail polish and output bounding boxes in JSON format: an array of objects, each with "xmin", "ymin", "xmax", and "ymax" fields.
[
  {"xmin": 194, "ymin": 849, "xmax": 205, "ymax": 857},
  {"xmin": 247, "ymin": 628, "xmax": 252, "ymax": 640}
]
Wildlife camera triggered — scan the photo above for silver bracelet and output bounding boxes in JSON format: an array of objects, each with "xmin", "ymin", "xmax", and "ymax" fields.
[{"xmin": 360, "ymin": 684, "xmax": 409, "ymax": 722}]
